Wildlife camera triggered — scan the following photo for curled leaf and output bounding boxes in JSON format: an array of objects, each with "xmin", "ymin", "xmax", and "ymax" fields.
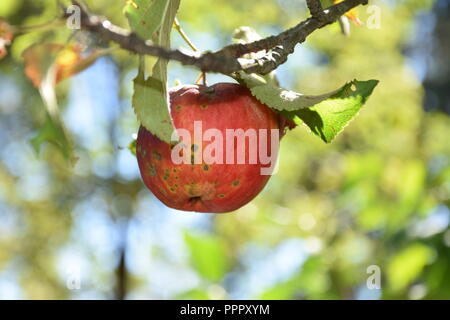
[
  {"xmin": 238, "ymin": 72, "xmax": 379, "ymax": 143},
  {"xmin": 22, "ymin": 43, "xmax": 64, "ymax": 87},
  {"xmin": 0, "ymin": 19, "xmax": 14, "ymax": 60},
  {"xmin": 22, "ymin": 42, "xmax": 110, "ymax": 164},
  {"xmin": 281, "ymin": 80, "xmax": 379, "ymax": 143},
  {"xmin": 54, "ymin": 45, "xmax": 112, "ymax": 83},
  {"xmin": 22, "ymin": 43, "xmax": 110, "ymax": 87},
  {"xmin": 333, "ymin": 0, "xmax": 363, "ymax": 26}
]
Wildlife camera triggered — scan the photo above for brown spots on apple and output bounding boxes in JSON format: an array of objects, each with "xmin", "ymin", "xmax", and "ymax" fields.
[
  {"xmin": 168, "ymin": 181, "xmax": 179, "ymax": 193},
  {"xmin": 218, "ymin": 194, "xmax": 225, "ymax": 198},
  {"xmin": 200, "ymin": 104, "xmax": 208, "ymax": 109},
  {"xmin": 200, "ymin": 182, "xmax": 216, "ymax": 200},
  {"xmin": 203, "ymin": 164, "xmax": 209, "ymax": 171},
  {"xmin": 163, "ymin": 168, "xmax": 170, "ymax": 180},
  {"xmin": 152, "ymin": 151, "xmax": 162, "ymax": 160},
  {"xmin": 185, "ymin": 183, "xmax": 199, "ymax": 197},
  {"xmin": 147, "ymin": 163, "xmax": 156, "ymax": 177},
  {"xmin": 232, "ymin": 180, "xmax": 240, "ymax": 187},
  {"xmin": 184, "ymin": 182, "xmax": 216, "ymax": 201}
]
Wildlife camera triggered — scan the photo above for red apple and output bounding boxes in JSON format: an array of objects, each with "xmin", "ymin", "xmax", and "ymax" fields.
[{"xmin": 136, "ymin": 83, "xmax": 282, "ymax": 213}]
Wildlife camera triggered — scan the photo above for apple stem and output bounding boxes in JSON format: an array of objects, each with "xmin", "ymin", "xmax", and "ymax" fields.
[
  {"xmin": 201, "ymin": 72, "xmax": 208, "ymax": 86},
  {"xmin": 195, "ymin": 72, "xmax": 208, "ymax": 86}
]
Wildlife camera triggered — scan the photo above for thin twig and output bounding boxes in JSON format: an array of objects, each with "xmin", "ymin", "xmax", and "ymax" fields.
[
  {"xmin": 13, "ymin": 19, "xmax": 65, "ymax": 36},
  {"xmin": 173, "ymin": 18, "xmax": 199, "ymax": 52}
]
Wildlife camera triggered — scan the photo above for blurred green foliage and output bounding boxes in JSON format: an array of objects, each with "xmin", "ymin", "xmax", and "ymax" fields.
[{"xmin": 0, "ymin": 0, "xmax": 449, "ymax": 300}]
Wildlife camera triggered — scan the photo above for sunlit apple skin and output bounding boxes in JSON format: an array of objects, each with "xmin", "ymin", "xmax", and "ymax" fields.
[{"xmin": 136, "ymin": 83, "xmax": 281, "ymax": 213}]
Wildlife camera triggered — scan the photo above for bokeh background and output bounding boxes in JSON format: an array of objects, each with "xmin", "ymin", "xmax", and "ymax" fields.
[{"xmin": 0, "ymin": 0, "xmax": 449, "ymax": 299}]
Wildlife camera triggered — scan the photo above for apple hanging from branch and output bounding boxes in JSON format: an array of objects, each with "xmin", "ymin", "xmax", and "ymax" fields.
[
  {"xmin": 136, "ymin": 83, "xmax": 285, "ymax": 213},
  {"xmin": 128, "ymin": 3, "xmax": 379, "ymax": 214}
]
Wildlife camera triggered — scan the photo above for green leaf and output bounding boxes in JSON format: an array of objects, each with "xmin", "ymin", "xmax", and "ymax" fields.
[
  {"xmin": 129, "ymin": 0, "xmax": 180, "ymax": 143},
  {"xmin": 132, "ymin": 60, "xmax": 174, "ymax": 143},
  {"xmin": 184, "ymin": 231, "xmax": 229, "ymax": 283},
  {"xmin": 387, "ymin": 243, "xmax": 433, "ymax": 292},
  {"xmin": 258, "ymin": 256, "xmax": 329, "ymax": 300},
  {"xmin": 239, "ymin": 73, "xmax": 378, "ymax": 143},
  {"xmin": 285, "ymin": 80, "xmax": 378, "ymax": 143},
  {"xmin": 124, "ymin": 0, "xmax": 170, "ymax": 40},
  {"xmin": 176, "ymin": 289, "xmax": 210, "ymax": 300},
  {"xmin": 241, "ymin": 73, "xmax": 343, "ymax": 112},
  {"xmin": 24, "ymin": 44, "xmax": 75, "ymax": 163},
  {"xmin": 259, "ymin": 281, "xmax": 297, "ymax": 300},
  {"xmin": 30, "ymin": 113, "xmax": 73, "ymax": 161}
]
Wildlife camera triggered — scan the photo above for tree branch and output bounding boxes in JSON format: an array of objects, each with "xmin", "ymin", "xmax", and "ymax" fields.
[
  {"xmin": 306, "ymin": 0, "xmax": 325, "ymax": 21},
  {"xmin": 70, "ymin": 0, "xmax": 368, "ymax": 75}
]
